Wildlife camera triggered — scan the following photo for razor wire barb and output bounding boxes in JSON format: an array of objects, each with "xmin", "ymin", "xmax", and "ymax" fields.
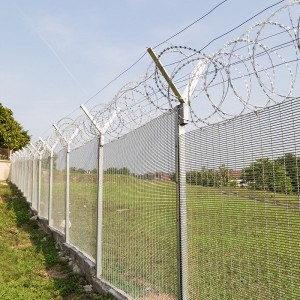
[{"xmin": 33, "ymin": 1, "xmax": 300, "ymax": 149}]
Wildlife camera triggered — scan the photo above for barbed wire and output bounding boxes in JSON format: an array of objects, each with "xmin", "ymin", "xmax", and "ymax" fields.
[
  {"xmin": 153, "ymin": 0, "xmax": 299, "ymax": 125},
  {"xmin": 12, "ymin": 0, "xmax": 300, "ymax": 157}
]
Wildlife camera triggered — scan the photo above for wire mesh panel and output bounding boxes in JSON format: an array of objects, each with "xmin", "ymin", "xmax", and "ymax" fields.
[
  {"xmin": 21, "ymin": 160, "xmax": 24, "ymax": 189},
  {"xmin": 26, "ymin": 158, "xmax": 33, "ymax": 203},
  {"xmin": 69, "ymin": 138, "xmax": 98, "ymax": 260},
  {"xmin": 102, "ymin": 112, "xmax": 177, "ymax": 299},
  {"xmin": 23, "ymin": 159, "xmax": 29, "ymax": 199},
  {"xmin": 32, "ymin": 158, "xmax": 39, "ymax": 211},
  {"xmin": 184, "ymin": 98, "xmax": 300, "ymax": 300},
  {"xmin": 40, "ymin": 150, "xmax": 50, "ymax": 219},
  {"xmin": 13, "ymin": 160, "xmax": 19, "ymax": 187},
  {"xmin": 52, "ymin": 147, "xmax": 67, "ymax": 234}
]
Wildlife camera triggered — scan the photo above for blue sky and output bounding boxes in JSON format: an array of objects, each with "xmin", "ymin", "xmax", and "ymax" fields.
[{"xmin": 0, "ymin": 0, "xmax": 295, "ymax": 141}]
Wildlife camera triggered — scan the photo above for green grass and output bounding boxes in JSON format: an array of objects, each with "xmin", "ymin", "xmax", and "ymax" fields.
[
  {"xmin": 45, "ymin": 174, "xmax": 300, "ymax": 299},
  {"xmin": 0, "ymin": 181, "xmax": 113, "ymax": 300},
  {"xmin": 187, "ymin": 185, "xmax": 300, "ymax": 299}
]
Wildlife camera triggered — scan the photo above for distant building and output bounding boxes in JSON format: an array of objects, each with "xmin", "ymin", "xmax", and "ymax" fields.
[
  {"xmin": 228, "ymin": 169, "xmax": 241, "ymax": 179},
  {"xmin": 145, "ymin": 172, "xmax": 171, "ymax": 181},
  {"xmin": 228, "ymin": 170, "xmax": 248, "ymax": 187}
]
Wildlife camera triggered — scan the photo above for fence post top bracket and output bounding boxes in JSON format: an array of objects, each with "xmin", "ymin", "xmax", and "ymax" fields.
[{"xmin": 80, "ymin": 104, "xmax": 119, "ymax": 144}]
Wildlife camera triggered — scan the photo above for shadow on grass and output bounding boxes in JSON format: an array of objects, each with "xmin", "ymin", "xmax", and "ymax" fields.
[{"xmin": 2, "ymin": 182, "xmax": 110, "ymax": 300}]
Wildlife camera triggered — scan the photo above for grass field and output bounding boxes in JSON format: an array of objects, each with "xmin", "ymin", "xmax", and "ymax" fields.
[
  {"xmin": 187, "ymin": 185, "xmax": 300, "ymax": 300},
  {"xmin": 48, "ymin": 174, "xmax": 300, "ymax": 299},
  {"xmin": 0, "ymin": 181, "xmax": 112, "ymax": 300}
]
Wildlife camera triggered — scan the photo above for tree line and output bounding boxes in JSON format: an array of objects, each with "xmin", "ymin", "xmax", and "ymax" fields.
[
  {"xmin": 174, "ymin": 153, "xmax": 300, "ymax": 194},
  {"xmin": 241, "ymin": 153, "xmax": 299, "ymax": 193},
  {"xmin": 68, "ymin": 153, "xmax": 300, "ymax": 194}
]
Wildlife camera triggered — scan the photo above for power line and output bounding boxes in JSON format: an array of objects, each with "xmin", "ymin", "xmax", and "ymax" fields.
[
  {"xmin": 153, "ymin": 0, "xmax": 230, "ymax": 49},
  {"xmin": 40, "ymin": 0, "xmax": 291, "ymax": 138},
  {"xmin": 160, "ymin": 0, "xmax": 287, "ymax": 70},
  {"xmin": 197, "ymin": 0, "xmax": 285, "ymax": 54},
  {"xmin": 83, "ymin": 0, "xmax": 285, "ymax": 108},
  {"xmin": 83, "ymin": 52, "xmax": 148, "ymax": 106},
  {"xmin": 172, "ymin": 36, "xmax": 298, "ymax": 86},
  {"xmin": 83, "ymin": 0, "xmax": 231, "ymax": 106},
  {"xmin": 85, "ymin": 39, "xmax": 299, "ymax": 122},
  {"xmin": 166, "ymin": 27, "xmax": 297, "ymax": 83}
]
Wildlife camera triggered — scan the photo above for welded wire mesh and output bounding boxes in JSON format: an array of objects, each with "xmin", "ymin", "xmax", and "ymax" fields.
[
  {"xmin": 23, "ymin": 159, "xmax": 29, "ymax": 199},
  {"xmin": 31, "ymin": 158, "xmax": 39, "ymax": 211},
  {"xmin": 102, "ymin": 112, "xmax": 177, "ymax": 299},
  {"xmin": 26, "ymin": 158, "xmax": 33, "ymax": 203},
  {"xmin": 183, "ymin": 97, "xmax": 300, "ymax": 300},
  {"xmin": 69, "ymin": 137, "xmax": 98, "ymax": 260},
  {"xmin": 20, "ymin": 158, "xmax": 25, "ymax": 195},
  {"xmin": 40, "ymin": 150, "xmax": 50, "ymax": 219},
  {"xmin": 12, "ymin": 160, "xmax": 19, "ymax": 187},
  {"xmin": 51, "ymin": 147, "xmax": 67, "ymax": 233},
  {"xmin": 8, "ymin": 2, "xmax": 300, "ymax": 299}
]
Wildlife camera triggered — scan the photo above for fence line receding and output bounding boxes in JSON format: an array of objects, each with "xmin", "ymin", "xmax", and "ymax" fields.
[{"xmin": 10, "ymin": 2, "xmax": 300, "ymax": 299}]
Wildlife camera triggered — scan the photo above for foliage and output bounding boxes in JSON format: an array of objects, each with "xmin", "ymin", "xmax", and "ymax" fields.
[
  {"xmin": 104, "ymin": 167, "xmax": 131, "ymax": 175},
  {"xmin": 0, "ymin": 103, "xmax": 30, "ymax": 152},
  {"xmin": 182, "ymin": 153, "xmax": 300, "ymax": 194},
  {"xmin": 186, "ymin": 165, "xmax": 235, "ymax": 187},
  {"xmin": 275, "ymin": 153, "xmax": 300, "ymax": 192},
  {"xmin": 70, "ymin": 167, "xmax": 86, "ymax": 174},
  {"xmin": 241, "ymin": 157, "xmax": 293, "ymax": 193}
]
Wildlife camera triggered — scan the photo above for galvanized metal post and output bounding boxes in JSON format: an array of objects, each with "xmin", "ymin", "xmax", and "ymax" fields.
[
  {"xmin": 148, "ymin": 47, "xmax": 189, "ymax": 300},
  {"xmin": 53, "ymin": 124, "xmax": 78, "ymax": 244},
  {"xmin": 80, "ymin": 104, "xmax": 118, "ymax": 278},
  {"xmin": 175, "ymin": 104, "xmax": 188, "ymax": 300},
  {"xmin": 147, "ymin": 47, "xmax": 206, "ymax": 300},
  {"xmin": 65, "ymin": 144, "xmax": 70, "ymax": 243},
  {"xmin": 97, "ymin": 134, "xmax": 104, "ymax": 277}
]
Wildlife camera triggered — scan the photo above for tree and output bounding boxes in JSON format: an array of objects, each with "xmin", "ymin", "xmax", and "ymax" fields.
[
  {"xmin": 276, "ymin": 153, "xmax": 300, "ymax": 193},
  {"xmin": 118, "ymin": 167, "xmax": 130, "ymax": 175},
  {"xmin": 186, "ymin": 165, "xmax": 234, "ymax": 187},
  {"xmin": 215, "ymin": 164, "xmax": 233, "ymax": 187},
  {"xmin": 104, "ymin": 167, "xmax": 119, "ymax": 174},
  {"xmin": 0, "ymin": 103, "xmax": 30, "ymax": 155},
  {"xmin": 241, "ymin": 158, "xmax": 293, "ymax": 193}
]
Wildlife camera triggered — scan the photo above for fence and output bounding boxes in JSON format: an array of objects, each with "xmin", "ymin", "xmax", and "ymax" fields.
[{"xmin": 10, "ymin": 2, "xmax": 300, "ymax": 299}]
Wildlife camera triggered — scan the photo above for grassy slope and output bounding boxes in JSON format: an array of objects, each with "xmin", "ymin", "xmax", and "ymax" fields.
[
  {"xmin": 187, "ymin": 185, "xmax": 300, "ymax": 300},
  {"xmin": 93, "ymin": 175, "xmax": 300, "ymax": 299},
  {"xmin": 0, "ymin": 181, "xmax": 113, "ymax": 300},
  {"xmin": 43, "ymin": 174, "xmax": 300, "ymax": 299}
]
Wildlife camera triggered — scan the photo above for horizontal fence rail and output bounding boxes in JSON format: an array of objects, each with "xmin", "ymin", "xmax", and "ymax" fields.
[{"xmin": 10, "ymin": 2, "xmax": 300, "ymax": 299}]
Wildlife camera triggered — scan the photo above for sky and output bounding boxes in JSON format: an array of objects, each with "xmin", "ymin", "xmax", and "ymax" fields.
[{"xmin": 0, "ymin": 0, "xmax": 297, "ymax": 142}]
